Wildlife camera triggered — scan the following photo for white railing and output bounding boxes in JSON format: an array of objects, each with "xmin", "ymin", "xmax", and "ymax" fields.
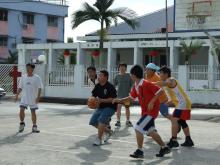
[
  {"xmin": 83, "ymin": 66, "xmax": 107, "ymax": 87},
  {"xmin": 31, "ymin": 0, "xmax": 67, "ymax": 5},
  {"xmin": 47, "ymin": 65, "xmax": 74, "ymax": 86},
  {"xmin": 213, "ymin": 66, "xmax": 220, "ymax": 80},
  {"xmin": 188, "ymin": 65, "xmax": 209, "ymax": 80}
]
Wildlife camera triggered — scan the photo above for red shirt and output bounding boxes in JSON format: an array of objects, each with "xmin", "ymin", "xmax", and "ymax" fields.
[{"xmin": 130, "ymin": 79, "xmax": 161, "ymax": 118}]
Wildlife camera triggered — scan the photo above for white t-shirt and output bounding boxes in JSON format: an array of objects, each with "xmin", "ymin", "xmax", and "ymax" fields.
[{"xmin": 19, "ymin": 74, "xmax": 43, "ymax": 106}]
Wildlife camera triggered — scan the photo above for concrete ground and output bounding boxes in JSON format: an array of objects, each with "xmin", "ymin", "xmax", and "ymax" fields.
[{"xmin": 0, "ymin": 101, "xmax": 220, "ymax": 165}]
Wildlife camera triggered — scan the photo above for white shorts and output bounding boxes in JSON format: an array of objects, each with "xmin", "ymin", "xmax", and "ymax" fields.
[
  {"xmin": 20, "ymin": 103, "xmax": 38, "ymax": 111},
  {"xmin": 135, "ymin": 115, "xmax": 156, "ymax": 134}
]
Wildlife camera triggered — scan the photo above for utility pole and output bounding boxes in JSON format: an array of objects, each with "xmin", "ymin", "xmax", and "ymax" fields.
[{"xmin": 165, "ymin": 0, "xmax": 169, "ymax": 65}]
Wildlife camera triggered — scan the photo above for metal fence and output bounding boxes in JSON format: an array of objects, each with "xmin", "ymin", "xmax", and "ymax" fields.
[
  {"xmin": 0, "ymin": 65, "xmax": 15, "ymax": 95},
  {"xmin": 47, "ymin": 65, "xmax": 74, "ymax": 86}
]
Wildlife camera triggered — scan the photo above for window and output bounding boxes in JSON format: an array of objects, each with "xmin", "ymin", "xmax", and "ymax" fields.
[
  {"xmin": 23, "ymin": 13, "xmax": 34, "ymax": 25},
  {"xmin": 47, "ymin": 39, "xmax": 58, "ymax": 43},
  {"xmin": 22, "ymin": 38, "xmax": 34, "ymax": 44},
  {"xmin": 48, "ymin": 16, "xmax": 58, "ymax": 27},
  {"xmin": 0, "ymin": 10, "xmax": 8, "ymax": 21},
  {"xmin": 0, "ymin": 37, "xmax": 8, "ymax": 46}
]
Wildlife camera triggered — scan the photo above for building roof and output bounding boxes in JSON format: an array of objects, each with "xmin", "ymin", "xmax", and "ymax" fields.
[{"xmin": 87, "ymin": 6, "xmax": 174, "ymax": 36}]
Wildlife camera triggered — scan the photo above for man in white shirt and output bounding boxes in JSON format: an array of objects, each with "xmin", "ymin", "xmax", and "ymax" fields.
[
  {"xmin": 87, "ymin": 66, "xmax": 98, "ymax": 87},
  {"xmin": 15, "ymin": 63, "xmax": 43, "ymax": 133}
]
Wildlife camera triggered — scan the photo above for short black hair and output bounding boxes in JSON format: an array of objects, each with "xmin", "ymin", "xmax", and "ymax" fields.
[
  {"xmin": 26, "ymin": 63, "xmax": 35, "ymax": 69},
  {"xmin": 159, "ymin": 66, "xmax": 171, "ymax": 77},
  {"xmin": 119, "ymin": 63, "xmax": 127, "ymax": 68},
  {"xmin": 130, "ymin": 65, "xmax": 143, "ymax": 79},
  {"xmin": 87, "ymin": 66, "xmax": 96, "ymax": 72},
  {"xmin": 100, "ymin": 70, "xmax": 109, "ymax": 79}
]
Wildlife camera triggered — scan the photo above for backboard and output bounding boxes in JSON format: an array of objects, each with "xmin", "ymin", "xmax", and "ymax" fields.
[{"xmin": 174, "ymin": 0, "xmax": 220, "ymax": 31}]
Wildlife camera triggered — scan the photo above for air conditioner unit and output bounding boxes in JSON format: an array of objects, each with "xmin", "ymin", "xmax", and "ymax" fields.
[{"xmin": 23, "ymin": 24, "xmax": 28, "ymax": 29}]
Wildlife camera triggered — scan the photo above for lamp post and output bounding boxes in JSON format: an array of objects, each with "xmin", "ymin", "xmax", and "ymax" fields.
[{"xmin": 165, "ymin": 0, "xmax": 169, "ymax": 65}]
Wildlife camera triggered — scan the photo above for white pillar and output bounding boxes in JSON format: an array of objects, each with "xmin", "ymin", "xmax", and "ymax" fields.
[
  {"xmin": 133, "ymin": 42, "xmax": 142, "ymax": 65},
  {"xmin": 169, "ymin": 45, "xmax": 174, "ymax": 68},
  {"xmin": 178, "ymin": 65, "xmax": 188, "ymax": 90},
  {"xmin": 18, "ymin": 47, "xmax": 26, "ymax": 74},
  {"xmin": 107, "ymin": 42, "xmax": 116, "ymax": 70},
  {"xmin": 208, "ymin": 47, "xmax": 215, "ymax": 89},
  {"xmin": 64, "ymin": 56, "xmax": 70, "ymax": 65},
  {"xmin": 76, "ymin": 43, "xmax": 85, "ymax": 65},
  {"xmin": 48, "ymin": 43, "xmax": 53, "ymax": 72}
]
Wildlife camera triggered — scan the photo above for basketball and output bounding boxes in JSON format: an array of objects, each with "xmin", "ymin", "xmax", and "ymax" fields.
[
  {"xmin": 124, "ymin": 100, "xmax": 131, "ymax": 108},
  {"xmin": 87, "ymin": 97, "xmax": 99, "ymax": 109}
]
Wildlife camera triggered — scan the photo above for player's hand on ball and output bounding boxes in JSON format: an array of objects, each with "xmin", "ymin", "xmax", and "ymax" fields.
[{"xmin": 87, "ymin": 97, "xmax": 100, "ymax": 109}]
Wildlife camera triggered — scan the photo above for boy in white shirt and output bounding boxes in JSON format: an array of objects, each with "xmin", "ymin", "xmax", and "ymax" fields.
[{"xmin": 15, "ymin": 63, "xmax": 43, "ymax": 133}]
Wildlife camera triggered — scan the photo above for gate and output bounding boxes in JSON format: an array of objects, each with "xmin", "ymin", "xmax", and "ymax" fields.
[{"xmin": 0, "ymin": 64, "xmax": 16, "ymax": 95}]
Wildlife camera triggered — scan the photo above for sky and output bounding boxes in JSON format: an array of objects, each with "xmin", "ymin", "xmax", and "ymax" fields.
[{"xmin": 64, "ymin": 0, "xmax": 174, "ymax": 42}]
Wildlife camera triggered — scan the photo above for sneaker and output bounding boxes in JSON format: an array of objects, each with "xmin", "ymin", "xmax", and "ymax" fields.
[
  {"xmin": 103, "ymin": 130, "xmax": 113, "ymax": 143},
  {"xmin": 126, "ymin": 121, "xmax": 133, "ymax": 127},
  {"xmin": 93, "ymin": 137, "xmax": 102, "ymax": 146},
  {"xmin": 32, "ymin": 125, "xmax": 40, "ymax": 133},
  {"xmin": 181, "ymin": 137, "xmax": 194, "ymax": 147},
  {"xmin": 156, "ymin": 146, "xmax": 171, "ymax": 157},
  {"xmin": 130, "ymin": 149, "xmax": 144, "ymax": 159},
  {"xmin": 167, "ymin": 138, "xmax": 179, "ymax": 148},
  {"xmin": 19, "ymin": 122, "xmax": 25, "ymax": 133},
  {"xmin": 115, "ymin": 121, "xmax": 121, "ymax": 127}
]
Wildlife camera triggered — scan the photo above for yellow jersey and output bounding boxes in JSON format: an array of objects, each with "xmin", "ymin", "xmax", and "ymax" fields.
[{"xmin": 167, "ymin": 78, "xmax": 191, "ymax": 110}]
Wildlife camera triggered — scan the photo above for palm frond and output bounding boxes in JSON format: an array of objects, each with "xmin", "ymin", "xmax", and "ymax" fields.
[
  {"xmin": 71, "ymin": 2, "xmax": 100, "ymax": 29},
  {"xmin": 94, "ymin": 0, "xmax": 115, "ymax": 12}
]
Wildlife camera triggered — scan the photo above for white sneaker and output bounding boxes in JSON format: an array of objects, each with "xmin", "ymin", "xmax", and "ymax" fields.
[
  {"xmin": 93, "ymin": 137, "xmax": 102, "ymax": 146},
  {"xmin": 19, "ymin": 122, "xmax": 25, "ymax": 133},
  {"xmin": 103, "ymin": 130, "xmax": 113, "ymax": 143}
]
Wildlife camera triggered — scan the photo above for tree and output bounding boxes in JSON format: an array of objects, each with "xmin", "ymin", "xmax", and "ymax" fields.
[
  {"xmin": 4, "ymin": 50, "xmax": 18, "ymax": 64},
  {"xmin": 204, "ymin": 32, "xmax": 220, "ymax": 66},
  {"xmin": 179, "ymin": 39, "xmax": 205, "ymax": 65},
  {"xmin": 71, "ymin": 0, "xmax": 139, "ymax": 65}
]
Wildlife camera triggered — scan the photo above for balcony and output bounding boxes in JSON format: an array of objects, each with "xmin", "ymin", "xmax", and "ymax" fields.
[
  {"xmin": 22, "ymin": 24, "xmax": 35, "ymax": 38},
  {"xmin": 0, "ymin": 21, "xmax": 8, "ymax": 35},
  {"xmin": 47, "ymin": 27, "xmax": 59, "ymax": 40}
]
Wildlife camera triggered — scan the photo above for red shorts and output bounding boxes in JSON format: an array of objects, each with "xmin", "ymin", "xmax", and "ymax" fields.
[{"xmin": 173, "ymin": 109, "xmax": 191, "ymax": 120}]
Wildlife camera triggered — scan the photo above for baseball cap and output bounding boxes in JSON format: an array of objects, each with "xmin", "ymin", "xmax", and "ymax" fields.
[{"xmin": 146, "ymin": 63, "xmax": 160, "ymax": 71}]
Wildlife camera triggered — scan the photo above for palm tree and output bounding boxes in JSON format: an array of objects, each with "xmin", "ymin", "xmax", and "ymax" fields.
[
  {"xmin": 71, "ymin": 0, "xmax": 139, "ymax": 65},
  {"xmin": 179, "ymin": 39, "xmax": 205, "ymax": 65}
]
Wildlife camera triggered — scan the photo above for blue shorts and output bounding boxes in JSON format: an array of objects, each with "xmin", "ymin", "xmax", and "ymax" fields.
[
  {"xmin": 160, "ymin": 103, "xmax": 169, "ymax": 117},
  {"xmin": 89, "ymin": 107, "xmax": 115, "ymax": 126}
]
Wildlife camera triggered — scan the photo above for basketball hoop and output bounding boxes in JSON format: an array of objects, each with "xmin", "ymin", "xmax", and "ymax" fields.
[
  {"xmin": 186, "ymin": 15, "xmax": 208, "ymax": 29},
  {"xmin": 186, "ymin": 0, "xmax": 212, "ymax": 30}
]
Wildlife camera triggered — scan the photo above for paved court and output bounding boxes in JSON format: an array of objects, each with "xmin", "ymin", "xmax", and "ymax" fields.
[{"xmin": 0, "ymin": 101, "xmax": 220, "ymax": 165}]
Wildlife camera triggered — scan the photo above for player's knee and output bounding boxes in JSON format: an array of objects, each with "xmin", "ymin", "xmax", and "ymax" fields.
[{"xmin": 178, "ymin": 120, "xmax": 188, "ymax": 129}]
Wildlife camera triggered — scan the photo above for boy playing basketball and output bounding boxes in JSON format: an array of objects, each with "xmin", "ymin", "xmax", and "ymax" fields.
[
  {"xmin": 113, "ymin": 65, "xmax": 170, "ymax": 158},
  {"xmin": 15, "ymin": 63, "xmax": 43, "ymax": 133},
  {"xmin": 157, "ymin": 66, "xmax": 194, "ymax": 148}
]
